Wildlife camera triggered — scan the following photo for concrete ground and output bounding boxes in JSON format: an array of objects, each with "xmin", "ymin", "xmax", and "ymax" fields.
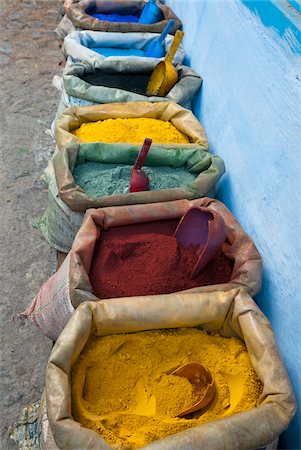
[{"xmin": 0, "ymin": 0, "xmax": 62, "ymax": 447}]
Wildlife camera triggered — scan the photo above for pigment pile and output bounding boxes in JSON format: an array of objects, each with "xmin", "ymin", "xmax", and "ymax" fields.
[
  {"xmin": 71, "ymin": 328, "xmax": 263, "ymax": 449},
  {"xmin": 73, "ymin": 161, "xmax": 197, "ymax": 197},
  {"xmin": 89, "ymin": 221, "xmax": 233, "ymax": 298},
  {"xmin": 72, "ymin": 117, "xmax": 190, "ymax": 143},
  {"xmin": 78, "ymin": 71, "xmax": 154, "ymax": 94}
]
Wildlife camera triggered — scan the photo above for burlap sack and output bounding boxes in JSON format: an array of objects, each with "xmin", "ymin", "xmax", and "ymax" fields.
[
  {"xmin": 62, "ymin": 30, "xmax": 185, "ymax": 64},
  {"xmin": 53, "ymin": 141, "xmax": 224, "ymax": 211},
  {"xmin": 34, "ymin": 168, "xmax": 84, "ymax": 252},
  {"xmin": 55, "ymin": 14, "xmax": 75, "ymax": 40},
  {"xmin": 45, "ymin": 288, "xmax": 296, "ymax": 449},
  {"xmin": 62, "ymin": 59, "xmax": 202, "ymax": 109},
  {"xmin": 25, "ymin": 198, "xmax": 262, "ymax": 340},
  {"xmin": 68, "ymin": 0, "xmax": 181, "ymax": 34},
  {"xmin": 55, "ymin": 101, "xmax": 209, "ymax": 151}
]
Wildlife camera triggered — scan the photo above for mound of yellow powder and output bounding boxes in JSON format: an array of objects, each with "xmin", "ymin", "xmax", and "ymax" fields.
[
  {"xmin": 71, "ymin": 328, "xmax": 262, "ymax": 449},
  {"xmin": 72, "ymin": 118, "xmax": 190, "ymax": 144}
]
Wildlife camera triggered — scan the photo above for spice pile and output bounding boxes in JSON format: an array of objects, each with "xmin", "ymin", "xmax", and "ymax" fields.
[
  {"xmin": 79, "ymin": 71, "xmax": 153, "ymax": 95},
  {"xmin": 72, "ymin": 117, "xmax": 190, "ymax": 143},
  {"xmin": 89, "ymin": 220, "xmax": 233, "ymax": 298},
  {"xmin": 71, "ymin": 328, "xmax": 263, "ymax": 449},
  {"xmin": 73, "ymin": 161, "xmax": 197, "ymax": 198},
  {"xmin": 89, "ymin": 47, "xmax": 145, "ymax": 57},
  {"xmin": 90, "ymin": 13, "xmax": 139, "ymax": 22}
]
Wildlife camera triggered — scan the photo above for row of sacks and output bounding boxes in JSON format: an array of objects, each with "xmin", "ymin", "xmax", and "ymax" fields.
[
  {"xmin": 15, "ymin": 285, "xmax": 296, "ymax": 449},
  {"xmin": 19, "ymin": 100, "xmax": 298, "ymax": 448},
  {"xmin": 10, "ymin": 1, "xmax": 297, "ymax": 447},
  {"xmin": 37, "ymin": 101, "xmax": 223, "ymax": 252}
]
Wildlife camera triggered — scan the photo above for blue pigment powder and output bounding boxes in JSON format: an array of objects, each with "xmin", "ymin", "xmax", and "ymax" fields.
[
  {"xmin": 89, "ymin": 47, "xmax": 145, "ymax": 57},
  {"xmin": 73, "ymin": 162, "xmax": 196, "ymax": 198},
  {"xmin": 90, "ymin": 13, "xmax": 139, "ymax": 23}
]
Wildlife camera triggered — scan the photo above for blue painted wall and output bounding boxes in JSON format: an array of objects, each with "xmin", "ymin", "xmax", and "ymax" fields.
[{"xmin": 166, "ymin": 0, "xmax": 301, "ymax": 448}]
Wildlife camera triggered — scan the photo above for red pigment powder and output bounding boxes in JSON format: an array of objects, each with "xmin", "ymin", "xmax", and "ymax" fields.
[{"xmin": 89, "ymin": 219, "xmax": 233, "ymax": 299}]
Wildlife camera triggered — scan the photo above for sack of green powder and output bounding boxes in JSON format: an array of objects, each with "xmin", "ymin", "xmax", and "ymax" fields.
[
  {"xmin": 67, "ymin": 0, "xmax": 181, "ymax": 34},
  {"xmin": 34, "ymin": 138, "xmax": 223, "ymax": 247},
  {"xmin": 26, "ymin": 197, "xmax": 262, "ymax": 340},
  {"xmin": 60, "ymin": 58, "xmax": 201, "ymax": 110},
  {"xmin": 62, "ymin": 30, "xmax": 185, "ymax": 63},
  {"xmin": 38, "ymin": 288, "xmax": 296, "ymax": 449},
  {"xmin": 54, "ymin": 101, "xmax": 209, "ymax": 151},
  {"xmin": 53, "ymin": 141, "xmax": 224, "ymax": 211}
]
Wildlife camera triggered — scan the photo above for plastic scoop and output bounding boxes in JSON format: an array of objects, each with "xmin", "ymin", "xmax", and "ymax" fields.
[
  {"xmin": 129, "ymin": 138, "xmax": 152, "ymax": 192},
  {"xmin": 174, "ymin": 206, "xmax": 227, "ymax": 279},
  {"xmin": 172, "ymin": 362, "xmax": 216, "ymax": 418},
  {"xmin": 138, "ymin": 0, "xmax": 162, "ymax": 24},
  {"xmin": 145, "ymin": 20, "xmax": 175, "ymax": 58},
  {"xmin": 146, "ymin": 30, "xmax": 184, "ymax": 96}
]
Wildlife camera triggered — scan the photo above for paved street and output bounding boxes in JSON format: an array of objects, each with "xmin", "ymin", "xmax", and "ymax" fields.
[{"xmin": 0, "ymin": 1, "xmax": 61, "ymax": 447}]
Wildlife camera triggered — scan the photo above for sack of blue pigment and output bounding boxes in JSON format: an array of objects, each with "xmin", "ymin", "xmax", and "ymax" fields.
[
  {"xmin": 67, "ymin": 0, "xmax": 181, "ymax": 34},
  {"xmin": 27, "ymin": 198, "xmax": 262, "ymax": 340},
  {"xmin": 62, "ymin": 30, "xmax": 185, "ymax": 63}
]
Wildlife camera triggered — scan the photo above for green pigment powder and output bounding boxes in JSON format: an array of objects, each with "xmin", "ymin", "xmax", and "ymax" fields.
[{"xmin": 73, "ymin": 161, "xmax": 196, "ymax": 198}]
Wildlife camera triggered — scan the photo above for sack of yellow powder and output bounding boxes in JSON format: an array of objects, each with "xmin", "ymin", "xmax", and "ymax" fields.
[
  {"xmin": 24, "ymin": 198, "xmax": 262, "ymax": 341},
  {"xmin": 61, "ymin": 58, "xmax": 202, "ymax": 109},
  {"xmin": 41, "ymin": 288, "xmax": 296, "ymax": 449},
  {"xmin": 54, "ymin": 101, "xmax": 208, "ymax": 151}
]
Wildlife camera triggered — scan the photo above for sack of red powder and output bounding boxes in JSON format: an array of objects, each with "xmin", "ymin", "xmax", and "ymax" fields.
[{"xmin": 21, "ymin": 197, "xmax": 262, "ymax": 341}]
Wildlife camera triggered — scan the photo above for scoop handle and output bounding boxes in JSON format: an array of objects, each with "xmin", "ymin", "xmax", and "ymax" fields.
[
  {"xmin": 165, "ymin": 30, "xmax": 184, "ymax": 64},
  {"xmin": 158, "ymin": 19, "xmax": 175, "ymax": 44},
  {"xmin": 134, "ymin": 138, "xmax": 152, "ymax": 170}
]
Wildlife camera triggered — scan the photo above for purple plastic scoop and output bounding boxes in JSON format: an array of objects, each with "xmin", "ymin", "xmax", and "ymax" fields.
[{"xmin": 174, "ymin": 206, "xmax": 227, "ymax": 279}]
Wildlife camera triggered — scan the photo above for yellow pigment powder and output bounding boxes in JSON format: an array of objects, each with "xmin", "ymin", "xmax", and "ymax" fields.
[
  {"xmin": 71, "ymin": 328, "xmax": 262, "ymax": 449},
  {"xmin": 72, "ymin": 118, "xmax": 190, "ymax": 144}
]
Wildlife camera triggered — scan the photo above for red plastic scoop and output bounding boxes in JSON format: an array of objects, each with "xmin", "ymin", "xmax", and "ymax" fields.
[
  {"xmin": 171, "ymin": 362, "xmax": 216, "ymax": 417},
  {"xmin": 130, "ymin": 138, "xmax": 152, "ymax": 193},
  {"xmin": 174, "ymin": 206, "xmax": 227, "ymax": 279}
]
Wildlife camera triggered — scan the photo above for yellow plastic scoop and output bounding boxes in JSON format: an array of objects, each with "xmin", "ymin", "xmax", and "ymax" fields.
[
  {"xmin": 171, "ymin": 362, "xmax": 216, "ymax": 418},
  {"xmin": 146, "ymin": 30, "xmax": 184, "ymax": 96}
]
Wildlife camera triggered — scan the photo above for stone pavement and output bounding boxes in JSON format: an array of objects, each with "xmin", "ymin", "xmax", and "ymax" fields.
[{"xmin": 0, "ymin": 0, "xmax": 62, "ymax": 447}]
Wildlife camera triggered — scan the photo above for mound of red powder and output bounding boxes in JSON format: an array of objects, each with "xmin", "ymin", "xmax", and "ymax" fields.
[{"xmin": 89, "ymin": 220, "xmax": 233, "ymax": 299}]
